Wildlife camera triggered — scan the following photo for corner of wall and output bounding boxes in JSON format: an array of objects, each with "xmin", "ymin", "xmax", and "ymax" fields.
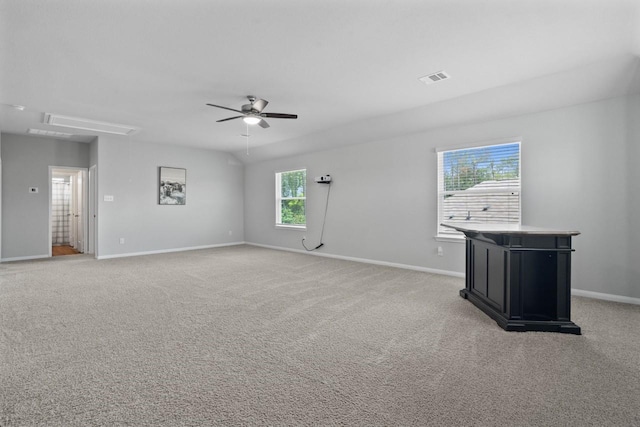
[
  {"xmin": 626, "ymin": 93, "xmax": 640, "ymax": 298},
  {"xmin": 0, "ymin": 131, "xmax": 3, "ymax": 261}
]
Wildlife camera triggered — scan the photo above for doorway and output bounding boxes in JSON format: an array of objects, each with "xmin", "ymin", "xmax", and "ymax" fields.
[{"xmin": 49, "ymin": 167, "xmax": 88, "ymax": 257}]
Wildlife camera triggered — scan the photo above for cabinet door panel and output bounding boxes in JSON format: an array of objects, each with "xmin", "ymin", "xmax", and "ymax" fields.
[
  {"xmin": 522, "ymin": 252, "xmax": 557, "ymax": 320},
  {"xmin": 487, "ymin": 248, "xmax": 505, "ymax": 311},
  {"xmin": 472, "ymin": 243, "xmax": 488, "ymax": 297}
]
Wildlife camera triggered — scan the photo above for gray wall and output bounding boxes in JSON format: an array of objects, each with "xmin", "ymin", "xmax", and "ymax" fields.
[
  {"xmin": 89, "ymin": 138, "xmax": 98, "ymax": 168},
  {"xmin": 95, "ymin": 136, "xmax": 244, "ymax": 257},
  {"xmin": 0, "ymin": 131, "xmax": 2, "ymax": 260},
  {"xmin": 627, "ymin": 93, "xmax": 640, "ymax": 297},
  {"xmin": 244, "ymin": 96, "xmax": 637, "ymax": 299},
  {"xmin": 1, "ymin": 134, "xmax": 90, "ymax": 259}
]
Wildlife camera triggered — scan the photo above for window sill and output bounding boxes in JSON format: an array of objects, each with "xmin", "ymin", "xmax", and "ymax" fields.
[
  {"xmin": 276, "ymin": 224, "xmax": 307, "ymax": 231},
  {"xmin": 434, "ymin": 235, "xmax": 466, "ymax": 243}
]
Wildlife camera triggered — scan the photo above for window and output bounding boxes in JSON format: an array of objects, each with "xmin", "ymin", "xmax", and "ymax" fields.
[
  {"xmin": 276, "ymin": 169, "xmax": 306, "ymax": 228},
  {"xmin": 437, "ymin": 141, "xmax": 521, "ymax": 239}
]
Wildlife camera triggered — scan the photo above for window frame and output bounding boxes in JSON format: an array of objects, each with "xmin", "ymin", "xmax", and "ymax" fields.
[
  {"xmin": 275, "ymin": 168, "xmax": 307, "ymax": 230},
  {"xmin": 436, "ymin": 139, "xmax": 522, "ymax": 242}
]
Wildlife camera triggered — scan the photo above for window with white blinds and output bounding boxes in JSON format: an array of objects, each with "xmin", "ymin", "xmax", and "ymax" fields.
[{"xmin": 437, "ymin": 141, "xmax": 521, "ymax": 239}]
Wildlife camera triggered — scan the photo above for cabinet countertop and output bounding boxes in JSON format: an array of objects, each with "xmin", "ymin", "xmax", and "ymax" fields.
[{"xmin": 441, "ymin": 223, "xmax": 580, "ymax": 236}]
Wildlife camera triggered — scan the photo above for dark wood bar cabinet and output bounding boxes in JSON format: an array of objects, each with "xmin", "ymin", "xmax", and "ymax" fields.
[{"xmin": 442, "ymin": 224, "xmax": 581, "ymax": 335}]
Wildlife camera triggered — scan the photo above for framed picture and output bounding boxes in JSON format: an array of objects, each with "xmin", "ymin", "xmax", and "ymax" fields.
[{"xmin": 159, "ymin": 167, "xmax": 186, "ymax": 205}]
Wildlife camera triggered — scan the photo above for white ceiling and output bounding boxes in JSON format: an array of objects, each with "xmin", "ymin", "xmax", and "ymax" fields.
[{"xmin": 1, "ymin": 0, "xmax": 639, "ymax": 163}]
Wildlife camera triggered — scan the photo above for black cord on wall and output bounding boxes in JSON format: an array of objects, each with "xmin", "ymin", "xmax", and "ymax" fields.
[{"xmin": 302, "ymin": 181, "xmax": 331, "ymax": 251}]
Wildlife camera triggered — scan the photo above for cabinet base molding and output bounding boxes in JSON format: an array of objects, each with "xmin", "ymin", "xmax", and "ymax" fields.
[{"xmin": 460, "ymin": 289, "xmax": 581, "ymax": 335}]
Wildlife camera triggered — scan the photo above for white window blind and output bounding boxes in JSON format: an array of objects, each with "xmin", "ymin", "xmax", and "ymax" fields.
[{"xmin": 437, "ymin": 141, "xmax": 521, "ymax": 238}]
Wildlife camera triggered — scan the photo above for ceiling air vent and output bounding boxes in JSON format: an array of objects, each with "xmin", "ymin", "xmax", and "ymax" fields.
[
  {"xmin": 44, "ymin": 113, "xmax": 139, "ymax": 136},
  {"xmin": 419, "ymin": 70, "xmax": 451, "ymax": 85},
  {"xmin": 28, "ymin": 128, "xmax": 74, "ymax": 138}
]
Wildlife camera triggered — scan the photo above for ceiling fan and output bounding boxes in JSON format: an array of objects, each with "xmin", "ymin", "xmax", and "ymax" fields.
[{"xmin": 206, "ymin": 96, "xmax": 297, "ymax": 129}]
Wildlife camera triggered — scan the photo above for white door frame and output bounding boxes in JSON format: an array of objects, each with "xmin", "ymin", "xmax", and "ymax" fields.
[
  {"xmin": 48, "ymin": 166, "xmax": 88, "ymax": 257},
  {"xmin": 88, "ymin": 164, "xmax": 98, "ymax": 257}
]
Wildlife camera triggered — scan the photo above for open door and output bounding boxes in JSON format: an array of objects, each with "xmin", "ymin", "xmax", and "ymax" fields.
[
  {"xmin": 74, "ymin": 170, "xmax": 85, "ymax": 253},
  {"xmin": 49, "ymin": 167, "xmax": 88, "ymax": 257}
]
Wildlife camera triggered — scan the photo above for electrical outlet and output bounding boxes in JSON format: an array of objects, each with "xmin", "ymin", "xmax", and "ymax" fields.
[
  {"xmin": 437, "ymin": 246, "xmax": 443, "ymax": 257},
  {"xmin": 119, "ymin": 238, "xmax": 125, "ymax": 244},
  {"xmin": 228, "ymin": 230, "xmax": 233, "ymax": 236},
  {"xmin": 302, "ymin": 235, "xmax": 306, "ymax": 240}
]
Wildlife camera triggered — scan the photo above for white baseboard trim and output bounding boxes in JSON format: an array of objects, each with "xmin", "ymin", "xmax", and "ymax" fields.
[
  {"xmin": 572, "ymin": 289, "xmax": 640, "ymax": 306},
  {"xmin": 247, "ymin": 243, "xmax": 640, "ymax": 304},
  {"xmin": 1, "ymin": 254, "xmax": 50, "ymax": 262},
  {"xmin": 246, "ymin": 242, "xmax": 465, "ymax": 278},
  {"xmin": 96, "ymin": 242, "xmax": 246, "ymax": 260}
]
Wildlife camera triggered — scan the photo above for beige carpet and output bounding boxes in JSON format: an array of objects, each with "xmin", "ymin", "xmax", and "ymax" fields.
[{"xmin": 1, "ymin": 245, "xmax": 639, "ymax": 426}]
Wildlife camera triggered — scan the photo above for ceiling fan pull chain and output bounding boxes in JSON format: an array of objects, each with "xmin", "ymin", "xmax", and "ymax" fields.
[{"xmin": 246, "ymin": 123, "xmax": 250, "ymax": 156}]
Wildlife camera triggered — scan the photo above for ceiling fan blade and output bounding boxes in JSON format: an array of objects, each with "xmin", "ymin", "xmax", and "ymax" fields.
[
  {"xmin": 258, "ymin": 119, "xmax": 270, "ymax": 128},
  {"xmin": 261, "ymin": 112, "xmax": 297, "ymax": 119},
  {"xmin": 206, "ymin": 103, "xmax": 244, "ymax": 114},
  {"xmin": 252, "ymin": 98, "xmax": 268, "ymax": 113},
  {"xmin": 216, "ymin": 116, "xmax": 244, "ymax": 122}
]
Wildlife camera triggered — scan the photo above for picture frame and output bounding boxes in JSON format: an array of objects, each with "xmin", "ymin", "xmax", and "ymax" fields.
[{"xmin": 159, "ymin": 167, "xmax": 186, "ymax": 205}]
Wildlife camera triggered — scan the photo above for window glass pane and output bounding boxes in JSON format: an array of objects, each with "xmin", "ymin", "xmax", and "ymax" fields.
[
  {"xmin": 438, "ymin": 142, "xmax": 520, "ymax": 237},
  {"xmin": 443, "ymin": 143, "xmax": 519, "ymax": 192},
  {"xmin": 280, "ymin": 170, "xmax": 306, "ymax": 198},
  {"xmin": 441, "ymin": 190, "xmax": 520, "ymax": 225},
  {"xmin": 280, "ymin": 199, "xmax": 306, "ymax": 225}
]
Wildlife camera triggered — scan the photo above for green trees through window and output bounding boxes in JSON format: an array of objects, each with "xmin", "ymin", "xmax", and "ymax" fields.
[
  {"xmin": 276, "ymin": 169, "xmax": 306, "ymax": 226},
  {"xmin": 443, "ymin": 144, "xmax": 519, "ymax": 192}
]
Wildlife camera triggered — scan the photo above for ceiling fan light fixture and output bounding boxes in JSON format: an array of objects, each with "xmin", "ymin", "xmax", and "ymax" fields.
[
  {"xmin": 207, "ymin": 97, "xmax": 296, "ymax": 129},
  {"xmin": 243, "ymin": 116, "xmax": 261, "ymax": 125}
]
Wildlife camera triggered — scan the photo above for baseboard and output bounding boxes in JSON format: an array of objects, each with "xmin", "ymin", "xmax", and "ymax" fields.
[
  {"xmin": 13, "ymin": 243, "xmax": 636, "ymax": 305},
  {"xmin": 1, "ymin": 254, "xmax": 50, "ymax": 262},
  {"xmin": 246, "ymin": 242, "xmax": 465, "ymax": 278},
  {"xmin": 246, "ymin": 243, "xmax": 640, "ymax": 305},
  {"xmin": 572, "ymin": 289, "xmax": 640, "ymax": 306},
  {"xmin": 96, "ymin": 241, "xmax": 246, "ymax": 260}
]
